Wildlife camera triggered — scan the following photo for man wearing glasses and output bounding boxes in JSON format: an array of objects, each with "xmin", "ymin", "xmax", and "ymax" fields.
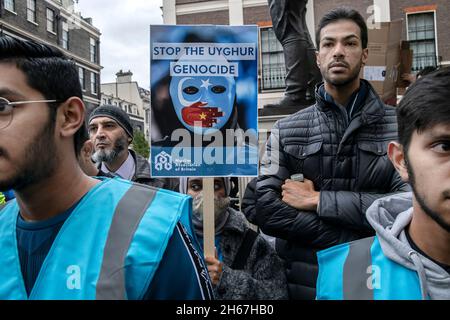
[{"xmin": 0, "ymin": 36, "xmax": 213, "ymax": 300}]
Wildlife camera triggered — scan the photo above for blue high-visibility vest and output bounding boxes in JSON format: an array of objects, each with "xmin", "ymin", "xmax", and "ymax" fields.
[
  {"xmin": 316, "ymin": 236, "xmax": 423, "ymax": 300},
  {"xmin": 0, "ymin": 178, "xmax": 192, "ymax": 300}
]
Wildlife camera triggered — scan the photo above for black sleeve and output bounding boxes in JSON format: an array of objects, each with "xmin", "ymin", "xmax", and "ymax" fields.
[
  {"xmin": 318, "ymin": 174, "xmax": 411, "ymax": 231},
  {"xmin": 255, "ymin": 125, "xmax": 365, "ymax": 248},
  {"xmin": 144, "ymin": 223, "xmax": 214, "ymax": 300},
  {"xmin": 241, "ymin": 178, "xmax": 258, "ymax": 224}
]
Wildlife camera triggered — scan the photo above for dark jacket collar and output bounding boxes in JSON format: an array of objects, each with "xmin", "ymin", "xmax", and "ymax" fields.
[
  {"xmin": 129, "ymin": 149, "xmax": 152, "ymax": 181},
  {"xmin": 315, "ymin": 79, "xmax": 386, "ymax": 125}
]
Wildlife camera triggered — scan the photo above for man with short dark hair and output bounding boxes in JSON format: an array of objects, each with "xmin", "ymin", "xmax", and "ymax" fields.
[
  {"xmin": 256, "ymin": 7, "xmax": 410, "ymax": 299},
  {"xmin": 317, "ymin": 67, "xmax": 450, "ymax": 300},
  {"xmin": 0, "ymin": 36, "xmax": 213, "ymax": 300}
]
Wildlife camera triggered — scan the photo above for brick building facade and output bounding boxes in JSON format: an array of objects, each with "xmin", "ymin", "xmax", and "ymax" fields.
[
  {"xmin": 0, "ymin": 0, "xmax": 102, "ymax": 112},
  {"xmin": 163, "ymin": 0, "xmax": 449, "ymax": 100}
]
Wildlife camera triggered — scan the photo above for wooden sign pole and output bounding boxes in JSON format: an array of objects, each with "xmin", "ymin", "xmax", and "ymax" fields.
[{"xmin": 202, "ymin": 177, "xmax": 215, "ymax": 257}]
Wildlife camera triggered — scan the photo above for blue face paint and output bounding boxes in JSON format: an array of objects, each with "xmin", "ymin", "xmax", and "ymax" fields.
[{"xmin": 169, "ymin": 71, "xmax": 236, "ymax": 135}]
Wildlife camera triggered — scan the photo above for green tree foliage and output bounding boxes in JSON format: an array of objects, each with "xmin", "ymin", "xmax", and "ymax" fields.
[{"xmin": 132, "ymin": 130, "xmax": 150, "ymax": 159}]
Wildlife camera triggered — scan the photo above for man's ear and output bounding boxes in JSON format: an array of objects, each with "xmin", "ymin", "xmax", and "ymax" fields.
[
  {"xmin": 362, "ymin": 47, "xmax": 369, "ymax": 65},
  {"xmin": 81, "ymin": 140, "xmax": 94, "ymax": 159},
  {"xmin": 387, "ymin": 141, "xmax": 409, "ymax": 182},
  {"xmin": 316, "ymin": 50, "xmax": 321, "ymax": 68},
  {"xmin": 57, "ymin": 97, "xmax": 86, "ymax": 139}
]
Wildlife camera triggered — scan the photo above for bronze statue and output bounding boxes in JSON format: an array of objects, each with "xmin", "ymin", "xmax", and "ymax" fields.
[{"xmin": 266, "ymin": 0, "xmax": 322, "ymax": 107}]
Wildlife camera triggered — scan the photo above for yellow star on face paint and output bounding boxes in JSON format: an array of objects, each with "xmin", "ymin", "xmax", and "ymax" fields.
[{"xmin": 199, "ymin": 112, "xmax": 207, "ymax": 120}]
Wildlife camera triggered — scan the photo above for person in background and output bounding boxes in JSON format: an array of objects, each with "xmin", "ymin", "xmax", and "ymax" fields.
[
  {"xmin": 317, "ymin": 67, "xmax": 450, "ymax": 300},
  {"xmin": 0, "ymin": 35, "xmax": 213, "ymax": 300},
  {"xmin": 78, "ymin": 139, "xmax": 112, "ymax": 177},
  {"xmin": 88, "ymin": 105, "xmax": 177, "ymax": 190},
  {"xmin": 76, "ymin": 122, "xmax": 113, "ymax": 177},
  {"xmin": 180, "ymin": 177, "xmax": 289, "ymax": 300},
  {"xmin": 256, "ymin": 7, "xmax": 410, "ymax": 299}
]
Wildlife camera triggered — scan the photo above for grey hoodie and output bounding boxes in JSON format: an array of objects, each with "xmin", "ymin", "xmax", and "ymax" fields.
[{"xmin": 366, "ymin": 192, "xmax": 450, "ymax": 300}]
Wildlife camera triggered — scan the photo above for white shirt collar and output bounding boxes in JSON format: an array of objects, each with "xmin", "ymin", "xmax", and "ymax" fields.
[{"xmin": 101, "ymin": 151, "xmax": 135, "ymax": 180}]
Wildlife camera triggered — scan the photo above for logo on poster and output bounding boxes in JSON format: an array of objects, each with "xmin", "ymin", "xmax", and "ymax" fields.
[{"xmin": 154, "ymin": 151, "xmax": 173, "ymax": 171}]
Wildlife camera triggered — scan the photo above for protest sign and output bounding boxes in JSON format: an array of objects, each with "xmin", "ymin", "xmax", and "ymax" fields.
[{"xmin": 150, "ymin": 25, "xmax": 259, "ymax": 177}]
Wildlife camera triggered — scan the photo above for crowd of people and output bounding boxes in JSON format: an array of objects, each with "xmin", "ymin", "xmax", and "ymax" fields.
[{"xmin": 0, "ymin": 6, "xmax": 448, "ymax": 300}]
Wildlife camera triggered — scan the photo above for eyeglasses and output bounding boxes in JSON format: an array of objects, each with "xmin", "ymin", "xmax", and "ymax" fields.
[{"xmin": 0, "ymin": 97, "xmax": 59, "ymax": 130}]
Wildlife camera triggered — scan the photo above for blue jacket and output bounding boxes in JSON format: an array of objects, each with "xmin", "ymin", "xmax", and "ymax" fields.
[
  {"xmin": 0, "ymin": 178, "xmax": 212, "ymax": 300},
  {"xmin": 316, "ymin": 236, "xmax": 423, "ymax": 300}
]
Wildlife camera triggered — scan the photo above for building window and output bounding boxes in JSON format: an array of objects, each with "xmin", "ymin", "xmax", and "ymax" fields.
[
  {"xmin": 27, "ymin": 0, "xmax": 37, "ymax": 23},
  {"xmin": 79, "ymin": 67, "xmax": 85, "ymax": 90},
  {"xmin": 4, "ymin": 0, "xmax": 15, "ymax": 12},
  {"xmin": 90, "ymin": 38, "xmax": 97, "ymax": 63},
  {"xmin": 91, "ymin": 72, "xmax": 97, "ymax": 94},
  {"xmin": 407, "ymin": 12, "xmax": 437, "ymax": 72},
  {"xmin": 62, "ymin": 21, "xmax": 69, "ymax": 49},
  {"xmin": 47, "ymin": 8, "xmax": 56, "ymax": 33},
  {"xmin": 260, "ymin": 27, "xmax": 286, "ymax": 90}
]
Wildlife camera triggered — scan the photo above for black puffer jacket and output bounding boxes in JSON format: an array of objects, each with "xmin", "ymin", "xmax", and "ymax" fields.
[{"xmin": 256, "ymin": 80, "xmax": 411, "ymax": 300}]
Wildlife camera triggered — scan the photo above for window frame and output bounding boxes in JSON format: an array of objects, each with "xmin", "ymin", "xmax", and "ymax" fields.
[
  {"xmin": 79, "ymin": 67, "xmax": 85, "ymax": 91},
  {"xmin": 90, "ymin": 38, "xmax": 97, "ymax": 63},
  {"xmin": 4, "ymin": 0, "xmax": 16, "ymax": 13},
  {"xmin": 259, "ymin": 26, "xmax": 286, "ymax": 92},
  {"xmin": 62, "ymin": 21, "xmax": 69, "ymax": 49},
  {"xmin": 46, "ymin": 8, "xmax": 56, "ymax": 34},
  {"xmin": 90, "ymin": 72, "xmax": 98, "ymax": 94},
  {"xmin": 406, "ymin": 10, "xmax": 439, "ymax": 72},
  {"xmin": 26, "ymin": 0, "xmax": 37, "ymax": 24}
]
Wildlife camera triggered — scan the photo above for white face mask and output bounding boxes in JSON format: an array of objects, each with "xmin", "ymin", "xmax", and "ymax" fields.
[{"xmin": 192, "ymin": 192, "xmax": 230, "ymax": 223}]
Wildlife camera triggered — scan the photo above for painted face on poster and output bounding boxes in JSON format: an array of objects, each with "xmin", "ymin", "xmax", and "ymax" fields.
[{"xmin": 169, "ymin": 74, "xmax": 236, "ymax": 135}]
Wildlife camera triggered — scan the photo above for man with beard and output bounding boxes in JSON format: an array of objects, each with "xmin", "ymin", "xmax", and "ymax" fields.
[
  {"xmin": 255, "ymin": 7, "xmax": 410, "ymax": 299},
  {"xmin": 0, "ymin": 36, "xmax": 213, "ymax": 300},
  {"xmin": 317, "ymin": 67, "xmax": 450, "ymax": 300},
  {"xmin": 88, "ymin": 105, "xmax": 171, "ymax": 188},
  {"xmin": 77, "ymin": 128, "xmax": 113, "ymax": 178}
]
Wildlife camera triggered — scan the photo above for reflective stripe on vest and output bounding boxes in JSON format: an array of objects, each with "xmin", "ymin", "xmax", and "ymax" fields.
[
  {"xmin": 96, "ymin": 183, "xmax": 157, "ymax": 299},
  {"xmin": 343, "ymin": 236, "xmax": 375, "ymax": 299},
  {"xmin": 0, "ymin": 178, "xmax": 188, "ymax": 300},
  {"xmin": 317, "ymin": 236, "xmax": 423, "ymax": 300}
]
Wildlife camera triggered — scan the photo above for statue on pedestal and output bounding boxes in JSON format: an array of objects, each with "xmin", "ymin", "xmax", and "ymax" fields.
[{"xmin": 266, "ymin": 0, "xmax": 322, "ymax": 108}]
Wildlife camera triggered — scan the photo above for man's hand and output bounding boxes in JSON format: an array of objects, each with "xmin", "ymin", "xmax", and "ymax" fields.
[
  {"xmin": 205, "ymin": 249, "xmax": 223, "ymax": 286},
  {"xmin": 281, "ymin": 178, "xmax": 320, "ymax": 211}
]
